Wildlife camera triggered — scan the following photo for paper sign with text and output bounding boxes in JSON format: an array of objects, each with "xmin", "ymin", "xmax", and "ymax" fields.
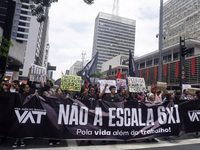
[
  {"xmin": 30, "ymin": 64, "xmax": 46, "ymax": 82},
  {"xmin": 60, "ymin": 75, "xmax": 82, "ymax": 91},
  {"xmin": 98, "ymin": 80, "xmax": 117, "ymax": 93},
  {"xmin": 127, "ymin": 77, "xmax": 146, "ymax": 93}
]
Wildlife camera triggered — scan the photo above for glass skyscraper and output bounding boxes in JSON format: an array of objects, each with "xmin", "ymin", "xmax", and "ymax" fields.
[{"xmin": 92, "ymin": 12, "xmax": 136, "ymax": 71}]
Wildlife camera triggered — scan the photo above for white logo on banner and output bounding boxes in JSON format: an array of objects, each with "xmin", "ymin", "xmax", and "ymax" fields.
[
  {"xmin": 188, "ymin": 110, "xmax": 200, "ymax": 122},
  {"xmin": 15, "ymin": 108, "xmax": 46, "ymax": 124}
]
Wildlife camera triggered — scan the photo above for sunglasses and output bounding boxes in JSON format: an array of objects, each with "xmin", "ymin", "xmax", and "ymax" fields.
[
  {"xmin": 1, "ymin": 84, "xmax": 8, "ymax": 86},
  {"xmin": 90, "ymin": 89, "xmax": 95, "ymax": 91}
]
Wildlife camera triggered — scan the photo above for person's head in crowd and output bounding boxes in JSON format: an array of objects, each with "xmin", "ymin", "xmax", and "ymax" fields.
[
  {"xmin": 119, "ymin": 87, "xmax": 125, "ymax": 95},
  {"xmin": 151, "ymin": 88, "xmax": 156, "ymax": 94},
  {"xmin": 156, "ymin": 90, "xmax": 161, "ymax": 96},
  {"xmin": 33, "ymin": 81, "xmax": 41, "ymax": 89},
  {"xmin": 130, "ymin": 92, "xmax": 137, "ymax": 99},
  {"xmin": 43, "ymin": 91, "xmax": 50, "ymax": 96},
  {"xmin": 166, "ymin": 92, "xmax": 173, "ymax": 101},
  {"xmin": 109, "ymin": 86, "xmax": 116, "ymax": 95},
  {"xmin": 0, "ymin": 80, "xmax": 8, "ymax": 92},
  {"xmin": 195, "ymin": 91, "xmax": 200, "ymax": 99},
  {"xmin": 149, "ymin": 94, "xmax": 155, "ymax": 104},
  {"xmin": 55, "ymin": 87, "xmax": 63, "ymax": 97},
  {"xmin": 47, "ymin": 80, "xmax": 53, "ymax": 88},
  {"xmin": 175, "ymin": 90, "xmax": 182, "ymax": 100},
  {"xmin": 183, "ymin": 89, "xmax": 188, "ymax": 95},
  {"xmin": 11, "ymin": 80, "xmax": 19, "ymax": 89},
  {"xmin": 20, "ymin": 84, "xmax": 30, "ymax": 94},
  {"xmin": 88, "ymin": 86, "xmax": 95, "ymax": 96}
]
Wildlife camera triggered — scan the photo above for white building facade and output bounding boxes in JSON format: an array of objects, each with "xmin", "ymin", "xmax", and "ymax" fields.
[{"xmin": 92, "ymin": 12, "xmax": 136, "ymax": 71}]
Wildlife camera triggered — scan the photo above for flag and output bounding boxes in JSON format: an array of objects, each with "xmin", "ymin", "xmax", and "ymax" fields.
[
  {"xmin": 128, "ymin": 50, "xmax": 139, "ymax": 77},
  {"xmin": 116, "ymin": 69, "xmax": 122, "ymax": 79},
  {"xmin": 80, "ymin": 52, "xmax": 98, "ymax": 82},
  {"xmin": 61, "ymin": 71, "xmax": 64, "ymax": 75}
]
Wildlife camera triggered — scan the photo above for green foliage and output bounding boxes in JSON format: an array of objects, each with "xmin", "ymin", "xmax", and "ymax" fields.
[
  {"xmin": 49, "ymin": 78, "xmax": 55, "ymax": 83},
  {"xmin": 0, "ymin": 36, "xmax": 13, "ymax": 58},
  {"xmin": 90, "ymin": 70, "xmax": 103, "ymax": 78}
]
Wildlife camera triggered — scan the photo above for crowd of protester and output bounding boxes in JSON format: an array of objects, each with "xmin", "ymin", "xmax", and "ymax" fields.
[{"xmin": 0, "ymin": 71, "xmax": 200, "ymax": 147}]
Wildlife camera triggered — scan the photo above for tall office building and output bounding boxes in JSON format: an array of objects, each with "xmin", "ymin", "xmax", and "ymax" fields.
[
  {"xmin": 92, "ymin": 12, "xmax": 136, "ymax": 71},
  {"xmin": 163, "ymin": 0, "xmax": 200, "ymax": 48}
]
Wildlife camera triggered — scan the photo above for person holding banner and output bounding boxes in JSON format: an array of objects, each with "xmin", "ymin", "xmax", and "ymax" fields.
[
  {"xmin": 103, "ymin": 86, "xmax": 121, "ymax": 102},
  {"xmin": 83, "ymin": 84, "xmax": 108, "ymax": 106},
  {"xmin": 115, "ymin": 87, "xmax": 127, "ymax": 102},
  {"xmin": 181, "ymin": 89, "xmax": 191, "ymax": 100}
]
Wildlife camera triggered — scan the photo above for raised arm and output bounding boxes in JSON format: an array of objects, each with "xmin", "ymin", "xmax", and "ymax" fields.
[{"xmin": 99, "ymin": 83, "xmax": 108, "ymax": 98}]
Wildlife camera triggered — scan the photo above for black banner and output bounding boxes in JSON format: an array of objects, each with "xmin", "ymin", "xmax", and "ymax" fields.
[{"xmin": 0, "ymin": 93, "xmax": 199, "ymax": 140}]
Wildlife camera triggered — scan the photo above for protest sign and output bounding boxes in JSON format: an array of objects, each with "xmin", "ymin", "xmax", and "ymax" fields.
[
  {"xmin": 98, "ymin": 80, "xmax": 117, "ymax": 93},
  {"xmin": 156, "ymin": 82, "xmax": 167, "ymax": 91},
  {"xmin": 188, "ymin": 88, "xmax": 200, "ymax": 96},
  {"xmin": 116, "ymin": 79, "xmax": 127, "ymax": 90},
  {"xmin": 30, "ymin": 64, "xmax": 46, "ymax": 82},
  {"xmin": 127, "ymin": 77, "xmax": 146, "ymax": 93},
  {"xmin": 5, "ymin": 71, "xmax": 13, "ymax": 81},
  {"xmin": 60, "ymin": 75, "xmax": 81, "ymax": 91},
  {"xmin": 182, "ymin": 84, "xmax": 191, "ymax": 91}
]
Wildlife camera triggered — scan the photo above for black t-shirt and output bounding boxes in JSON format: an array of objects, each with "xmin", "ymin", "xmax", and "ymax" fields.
[
  {"xmin": 83, "ymin": 94, "xmax": 99, "ymax": 101},
  {"xmin": 83, "ymin": 94, "xmax": 99, "ymax": 109},
  {"xmin": 127, "ymin": 96, "xmax": 138, "ymax": 102},
  {"xmin": 103, "ymin": 94, "xmax": 121, "ymax": 102},
  {"xmin": 115, "ymin": 93, "xmax": 126, "ymax": 101}
]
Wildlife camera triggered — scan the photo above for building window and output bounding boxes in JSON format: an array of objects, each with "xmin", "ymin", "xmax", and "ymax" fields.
[
  {"xmin": 173, "ymin": 52, "xmax": 179, "ymax": 61},
  {"xmin": 163, "ymin": 54, "xmax": 171, "ymax": 63},
  {"xmin": 146, "ymin": 60, "xmax": 152, "ymax": 67},
  {"xmin": 185, "ymin": 47, "xmax": 194, "ymax": 57},
  {"xmin": 21, "ymin": 10, "xmax": 28, "ymax": 15},
  {"xmin": 19, "ymin": 71, "xmax": 23, "ymax": 75},
  {"xmin": 140, "ymin": 62, "xmax": 145, "ymax": 69},
  {"xmin": 21, "ymin": 5, "xmax": 29, "ymax": 9},
  {"xmin": 154, "ymin": 58, "xmax": 159, "ymax": 65}
]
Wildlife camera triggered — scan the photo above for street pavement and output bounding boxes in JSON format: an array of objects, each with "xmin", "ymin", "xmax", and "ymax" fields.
[{"xmin": 1, "ymin": 132, "xmax": 200, "ymax": 150}]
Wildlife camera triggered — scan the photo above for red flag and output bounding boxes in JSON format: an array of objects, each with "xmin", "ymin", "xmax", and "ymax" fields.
[
  {"xmin": 147, "ymin": 68, "xmax": 149, "ymax": 80},
  {"xmin": 61, "ymin": 71, "xmax": 64, "ymax": 75},
  {"xmin": 154, "ymin": 66, "xmax": 157, "ymax": 80},
  {"xmin": 140, "ymin": 70, "xmax": 142, "ymax": 78},
  {"xmin": 191, "ymin": 57, "xmax": 195, "ymax": 76},
  {"xmin": 164, "ymin": 64, "xmax": 167, "ymax": 77},
  {"xmin": 116, "ymin": 70, "xmax": 122, "ymax": 79},
  {"xmin": 152, "ymin": 83, "xmax": 155, "ymax": 89},
  {"xmin": 176, "ymin": 61, "xmax": 179, "ymax": 78}
]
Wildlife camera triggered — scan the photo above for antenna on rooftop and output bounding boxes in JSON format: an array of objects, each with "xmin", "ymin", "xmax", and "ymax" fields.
[
  {"xmin": 112, "ymin": 0, "xmax": 119, "ymax": 16},
  {"xmin": 81, "ymin": 51, "xmax": 86, "ymax": 69}
]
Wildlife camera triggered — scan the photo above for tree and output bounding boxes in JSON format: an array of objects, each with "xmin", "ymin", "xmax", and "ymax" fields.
[{"xmin": 90, "ymin": 70, "xmax": 103, "ymax": 78}]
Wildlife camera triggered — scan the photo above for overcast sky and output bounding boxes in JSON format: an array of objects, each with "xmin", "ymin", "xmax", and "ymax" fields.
[{"xmin": 48, "ymin": 0, "xmax": 168, "ymax": 80}]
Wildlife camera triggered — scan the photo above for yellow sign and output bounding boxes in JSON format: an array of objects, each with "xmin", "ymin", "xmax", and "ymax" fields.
[{"xmin": 60, "ymin": 75, "xmax": 82, "ymax": 91}]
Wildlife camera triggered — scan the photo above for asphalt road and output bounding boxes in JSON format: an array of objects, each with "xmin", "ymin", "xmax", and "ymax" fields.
[{"xmin": 1, "ymin": 132, "xmax": 200, "ymax": 150}]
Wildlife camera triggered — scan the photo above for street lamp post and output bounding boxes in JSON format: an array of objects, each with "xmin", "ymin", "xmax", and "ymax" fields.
[{"xmin": 158, "ymin": 0, "xmax": 163, "ymax": 82}]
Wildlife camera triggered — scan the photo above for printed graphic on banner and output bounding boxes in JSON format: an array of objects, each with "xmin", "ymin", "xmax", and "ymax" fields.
[
  {"xmin": 127, "ymin": 77, "xmax": 146, "ymax": 93},
  {"xmin": 98, "ymin": 80, "xmax": 117, "ymax": 93},
  {"xmin": 30, "ymin": 64, "xmax": 46, "ymax": 82},
  {"xmin": 116, "ymin": 79, "xmax": 127, "ymax": 90},
  {"xmin": 0, "ymin": 93, "xmax": 183, "ymax": 140},
  {"xmin": 156, "ymin": 82, "xmax": 167, "ymax": 91},
  {"xmin": 60, "ymin": 75, "xmax": 82, "ymax": 91}
]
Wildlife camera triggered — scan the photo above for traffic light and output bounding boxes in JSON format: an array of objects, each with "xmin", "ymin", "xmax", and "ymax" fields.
[{"xmin": 180, "ymin": 37, "xmax": 187, "ymax": 56}]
